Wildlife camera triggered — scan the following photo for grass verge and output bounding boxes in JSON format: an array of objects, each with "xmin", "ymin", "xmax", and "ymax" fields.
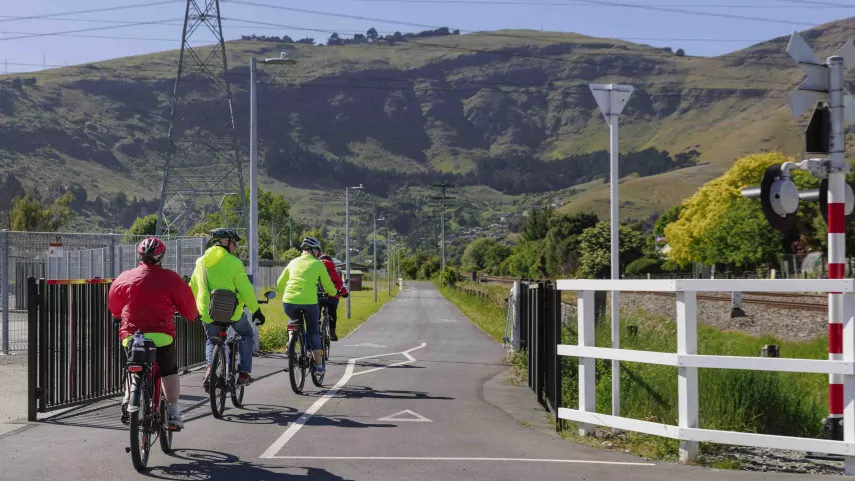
[
  {"xmin": 435, "ymin": 281, "xmax": 507, "ymax": 343},
  {"xmin": 257, "ymin": 287, "xmax": 398, "ymax": 352}
]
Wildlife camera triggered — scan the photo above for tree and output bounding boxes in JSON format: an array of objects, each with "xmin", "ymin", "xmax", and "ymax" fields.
[
  {"xmin": 367, "ymin": 28, "xmax": 379, "ymax": 43},
  {"xmin": 576, "ymin": 221, "xmax": 644, "ymax": 279},
  {"xmin": 664, "ymin": 152, "xmax": 819, "ymax": 266},
  {"xmin": 190, "ymin": 186, "xmax": 292, "ymax": 259},
  {"xmin": 124, "ymin": 213, "xmax": 158, "ymax": 242},
  {"xmin": 675, "ymin": 48, "xmax": 685, "ymax": 56},
  {"xmin": 10, "ymin": 192, "xmax": 75, "ymax": 232},
  {"xmin": 542, "ymin": 211, "xmax": 598, "ymax": 276},
  {"xmin": 327, "ymin": 32, "xmax": 343, "ymax": 45},
  {"xmin": 521, "ymin": 205, "xmax": 552, "ymax": 242},
  {"xmin": 461, "ymin": 237, "xmax": 499, "ymax": 271},
  {"xmin": 647, "ymin": 204, "xmax": 683, "ymax": 254}
]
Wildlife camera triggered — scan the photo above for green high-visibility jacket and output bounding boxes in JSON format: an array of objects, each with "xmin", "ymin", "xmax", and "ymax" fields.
[
  {"xmin": 277, "ymin": 253, "xmax": 337, "ymax": 305},
  {"xmin": 190, "ymin": 246, "xmax": 259, "ymax": 323}
]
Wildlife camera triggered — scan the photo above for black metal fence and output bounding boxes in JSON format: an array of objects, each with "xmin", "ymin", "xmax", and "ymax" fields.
[
  {"xmin": 27, "ymin": 276, "xmax": 207, "ymax": 420},
  {"xmin": 518, "ymin": 280, "xmax": 562, "ymax": 420}
]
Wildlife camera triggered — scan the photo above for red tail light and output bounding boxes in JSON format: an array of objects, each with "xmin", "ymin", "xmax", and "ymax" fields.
[
  {"xmin": 287, "ymin": 324, "xmax": 298, "ymax": 331},
  {"xmin": 128, "ymin": 365, "xmax": 143, "ymax": 372}
]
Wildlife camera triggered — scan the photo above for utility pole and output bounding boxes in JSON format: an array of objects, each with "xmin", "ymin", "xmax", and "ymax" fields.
[
  {"xmin": 387, "ymin": 231, "xmax": 392, "ymax": 295},
  {"xmin": 432, "ymin": 183, "xmax": 454, "ymax": 272},
  {"xmin": 289, "ymin": 216, "xmax": 293, "ymax": 249},
  {"xmin": 374, "ymin": 214, "xmax": 385, "ymax": 303},
  {"xmin": 590, "ymin": 82, "xmax": 633, "ymax": 424},
  {"xmin": 345, "ymin": 185, "xmax": 363, "ymax": 319}
]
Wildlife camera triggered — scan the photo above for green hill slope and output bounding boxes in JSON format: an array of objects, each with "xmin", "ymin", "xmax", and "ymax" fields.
[{"xmin": 1, "ymin": 19, "xmax": 854, "ymax": 234}]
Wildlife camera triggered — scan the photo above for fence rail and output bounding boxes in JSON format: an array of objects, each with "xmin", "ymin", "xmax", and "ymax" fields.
[
  {"xmin": 26, "ymin": 276, "xmax": 207, "ymax": 420},
  {"xmin": 555, "ymin": 278, "xmax": 855, "ymax": 472}
]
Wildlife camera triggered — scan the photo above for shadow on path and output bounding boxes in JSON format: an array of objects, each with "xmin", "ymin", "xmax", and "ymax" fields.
[
  {"xmin": 144, "ymin": 449, "xmax": 354, "ymax": 481},
  {"xmin": 304, "ymin": 385, "xmax": 454, "ymax": 401}
]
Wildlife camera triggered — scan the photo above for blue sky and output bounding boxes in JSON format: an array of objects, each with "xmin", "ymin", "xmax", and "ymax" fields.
[{"xmin": 1, "ymin": 0, "xmax": 852, "ymax": 74}]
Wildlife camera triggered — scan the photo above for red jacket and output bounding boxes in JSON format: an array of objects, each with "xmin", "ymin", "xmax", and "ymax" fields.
[
  {"xmin": 109, "ymin": 262, "xmax": 199, "ymax": 341},
  {"xmin": 321, "ymin": 258, "xmax": 346, "ymax": 299}
]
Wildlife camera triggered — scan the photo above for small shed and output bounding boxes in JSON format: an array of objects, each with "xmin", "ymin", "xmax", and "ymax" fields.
[{"xmin": 348, "ymin": 269, "xmax": 364, "ymax": 291}]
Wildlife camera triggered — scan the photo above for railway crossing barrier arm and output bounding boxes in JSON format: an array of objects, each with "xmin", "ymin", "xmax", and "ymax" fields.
[{"xmin": 555, "ymin": 278, "xmax": 855, "ymax": 474}]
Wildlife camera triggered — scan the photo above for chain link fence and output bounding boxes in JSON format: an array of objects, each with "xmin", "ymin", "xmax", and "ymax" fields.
[{"xmin": 1, "ymin": 231, "xmax": 213, "ymax": 353}]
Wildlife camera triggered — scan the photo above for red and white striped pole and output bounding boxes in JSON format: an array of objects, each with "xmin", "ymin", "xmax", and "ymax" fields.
[{"xmin": 826, "ymin": 55, "xmax": 846, "ymax": 439}]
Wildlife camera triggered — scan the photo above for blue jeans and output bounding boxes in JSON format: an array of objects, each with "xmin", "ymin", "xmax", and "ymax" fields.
[
  {"xmin": 203, "ymin": 313, "xmax": 254, "ymax": 373},
  {"xmin": 284, "ymin": 303, "xmax": 321, "ymax": 351}
]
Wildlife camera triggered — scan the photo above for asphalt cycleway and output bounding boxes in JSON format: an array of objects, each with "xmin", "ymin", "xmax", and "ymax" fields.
[{"xmin": 0, "ymin": 282, "xmax": 836, "ymax": 480}]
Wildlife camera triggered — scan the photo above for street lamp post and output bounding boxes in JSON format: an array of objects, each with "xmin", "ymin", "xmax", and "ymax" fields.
[
  {"xmin": 387, "ymin": 233, "xmax": 393, "ymax": 295},
  {"xmin": 374, "ymin": 215, "xmax": 385, "ymax": 303},
  {"xmin": 250, "ymin": 51, "xmax": 295, "ymax": 353},
  {"xmin": 345, "ymin": 184, "xmax": 363, "ymax": 319}
]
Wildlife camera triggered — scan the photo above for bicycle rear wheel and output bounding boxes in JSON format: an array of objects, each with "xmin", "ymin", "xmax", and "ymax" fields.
[
  {"xmin": 129, "ymin": 373, "xmax": 152, "ymax": 471},
  {"xmin": 288, "ymin": 331, "xmax": 306, "ymax": 393},
  {"xmin": 322, "ymin": 312, "xmax": 331, "ymax": 362},
  {"xmin": 158, "ymin": 396, "xmax": 173, "ymax": 454},
  {"xmin": 231, "ymin": 346, "xmax": 245, "ymax": 407},
  {"xmin": 209, "ymin": 345, "xmax": 227, "ymax": 418}
]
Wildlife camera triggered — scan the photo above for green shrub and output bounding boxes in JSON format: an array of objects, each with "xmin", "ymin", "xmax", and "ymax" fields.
[
  {"xmin": 440, "ymin": 266, "xmax": 462, "ymax": 287},
  {"xmin": 625, "ymin": 257, "xmax": 663, "ymax": 276}
]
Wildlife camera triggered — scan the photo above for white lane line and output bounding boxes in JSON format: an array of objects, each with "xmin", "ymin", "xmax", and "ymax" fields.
[
  {"xmin": 259, "ymin": 342, "xmax": 427, "ymax": 459},
  {"xmin": 351, "ymin": 342, "xmax": 426, "ymax": 377},
  {"xmin": 259, "ymin": 361, "xmax": 355, "ymax": 459},
  {"xmin": 267, "ymin": 456, "xmax": 656, "ymax": 466}
]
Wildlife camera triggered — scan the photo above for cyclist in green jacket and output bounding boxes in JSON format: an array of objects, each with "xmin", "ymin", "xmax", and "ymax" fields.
[
  {"xmin": 277, "ymin": 236, "xmax": 338, "ymax": 374},
  {"xmin": 190, "ymin": 228, "xmax": 266, "ymax": 388}
]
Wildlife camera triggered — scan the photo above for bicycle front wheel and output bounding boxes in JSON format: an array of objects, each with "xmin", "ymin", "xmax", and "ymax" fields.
[
  {"xmin": 231, "ymin": 346, "xmax": 245, "ymax": 408},
  {"xmin": 288, "ymin": 331, "xmax": 306, "ymax": 393},
  {"xmin": 209, "ymin": 345, "xmax": 227, "ymax": 418},
  {"xmin": 129, "ymin": 373, "xmax": 152, "ymax": 471},
  {"xmin": 322, "ymin": 314, "xmax": 331, "ymax": 362}
]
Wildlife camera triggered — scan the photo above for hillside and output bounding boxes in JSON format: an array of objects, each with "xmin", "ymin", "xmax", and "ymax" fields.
[{"xmin": 1, "ymin": 19, "xmax": 854, "ymax": 237}]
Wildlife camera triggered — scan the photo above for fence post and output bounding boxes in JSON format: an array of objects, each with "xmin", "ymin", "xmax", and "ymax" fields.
[
  {"xmin": 512, "ymin": 281, "xmax": 521, "ymax": 352},
  {"xmin": 108, "ymin": 236, "xmax": 116, "ymax": 278},
  {"xmin": 1, "ymin": 230, "xmax": 8, "ymax": 354},
  {"xmin": 175, "ymin": 240, "xmax": 182, "ymax": 277},
  {"xmin": 578, "ymin": 289, "xmax": 596, "ymax": 437},
  {"xmin": 88, "ymin": 250, "xmax": 95, "ymax": 279},
  {"xmin": 843, "ymin": 292, "xmax": 855, "ymax": 474},
  {"xmin": 27, "ymin": 276, "xmax": 38, "ymax": 420},
  {"xmin": 677, "ymin": 291, "xmax": 699, "ymax": 462}
]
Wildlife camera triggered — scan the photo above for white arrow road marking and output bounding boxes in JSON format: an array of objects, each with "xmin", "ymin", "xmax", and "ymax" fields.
[
  {"xmin": 351, "ymin": 342, "xmax": 425, "ymax": 377},
  {"xmin": 378, "ymin": 409, "xmax": 433, "ymax": 423},
  {"xmin": 259, "ymin": 342, "xmax": 427, "ymax": 459}
]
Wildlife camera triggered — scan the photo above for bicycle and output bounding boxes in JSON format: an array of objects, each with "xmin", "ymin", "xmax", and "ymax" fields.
[
  {"xmin": 122, "ymin": 330, "xmax": 174, "ymax": 472},
  {"xmin": 205, "ymin": 290, "xmax": 276, "ymax": 418},
  {"xmin": 318, "ymin": 292, "xmax": 332, "ymax": 362},
  {"xmin": 287, "ymin": 307, "xmax": 326, "ymax": 393}
]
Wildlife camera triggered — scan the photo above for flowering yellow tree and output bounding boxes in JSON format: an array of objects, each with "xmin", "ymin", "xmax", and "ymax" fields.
[{"xmin": 664, "ymin": 152, "xmax": 819, "ymax": 266}]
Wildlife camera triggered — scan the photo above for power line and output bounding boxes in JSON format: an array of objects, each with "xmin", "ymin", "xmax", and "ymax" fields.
[
  {"xmin": 0, "ymin": 1, "xmax": 183, "ymax": 24},
  {"xmin": 0, "ymin": 18, "xmax": 182, "ymax": 41},
  {"xmin": 343, "ymin": 0, "xmax": 851, "ymax": 7},
  {"xmin": 229, "ymin": 0, "xmax": 822, "ymax": 31},
  {"xmin": 570, "ymin": 0, "xmax": 818, "ymax": 26}
]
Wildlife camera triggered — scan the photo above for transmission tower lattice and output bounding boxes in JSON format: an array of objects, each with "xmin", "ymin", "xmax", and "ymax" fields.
[{"xmin": 156, "ymin": 0, "xmax": 247, "ymax": 236}]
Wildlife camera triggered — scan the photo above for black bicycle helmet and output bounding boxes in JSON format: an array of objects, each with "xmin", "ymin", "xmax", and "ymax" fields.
[
  {"xmin": 209, "ymin": 227, "xmax": 241, "ymax": 247},
  {"xmin": 300, "ymin": 236, "xmax": 322, "ymax": 252}
]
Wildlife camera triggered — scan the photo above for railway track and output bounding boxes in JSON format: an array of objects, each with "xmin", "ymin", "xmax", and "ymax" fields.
[
  {"xmin": 467, "ymin": 273, "xmax": 829, "ymax": 311},
  {"xmin": 640, "ymin": 291, "xmax": 827, "ymax": 312}
]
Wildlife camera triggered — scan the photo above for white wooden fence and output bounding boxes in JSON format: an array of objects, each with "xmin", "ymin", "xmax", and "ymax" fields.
[{"xmin": 556, "ymin": 278, "xmax": 855, "ymax": 474}]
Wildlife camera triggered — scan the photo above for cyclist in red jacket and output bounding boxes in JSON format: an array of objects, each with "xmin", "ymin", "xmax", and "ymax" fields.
[
  {"xmin": 318, "ymin": 254, "xmax": 347, "ymax": 341},
  {"xmin": 109, "ymin": 237, "xmax": 199, "ymax": 430}
]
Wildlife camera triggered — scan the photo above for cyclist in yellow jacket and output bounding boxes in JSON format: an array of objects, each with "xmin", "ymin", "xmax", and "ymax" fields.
[
  {"xmin": 190, "ymin": 228, "xmax": 266, "ymax": 388},
  {"xmin": 277, "ymin": 236, "xmax": 338, "ymax": 374}
]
